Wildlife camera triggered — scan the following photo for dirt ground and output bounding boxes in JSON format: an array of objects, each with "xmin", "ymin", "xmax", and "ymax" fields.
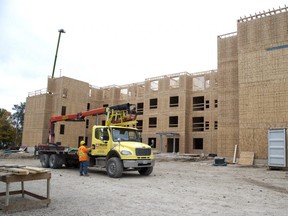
[{"xmin": 0, "ymin": 153, "xmax": 288, "ymax": 216}]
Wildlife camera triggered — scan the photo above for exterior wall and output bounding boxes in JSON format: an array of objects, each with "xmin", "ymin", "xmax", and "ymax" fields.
[
  {"xmin": 237, "ymin": 10, "xmax": 288, "ymax": 159},
  {"xmin": 188, "ymin": 71, "xmax": 218, "ymax": 155},
  {"xmin": 217, "ymin": 34, "xmax": 239, "ymax": 158},
  {"xmin": 48, "ymin": 77, "xmax": 91, "ymax": 147},
  {"xmin": 23, "ymin": 72, "xmax": 219, "ymax": 156},
  {"xmin": 22, "ymin": 91, "xmax": 52, "ymax": 145},
  {"xmin": 142, "ymin": 73, "xmax": 190, "ymax": 153}
]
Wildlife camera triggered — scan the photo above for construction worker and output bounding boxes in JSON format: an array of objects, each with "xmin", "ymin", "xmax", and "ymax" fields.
[{"xmin": 77, "ymin": 140, "xmax": 91, "ymax": 176}]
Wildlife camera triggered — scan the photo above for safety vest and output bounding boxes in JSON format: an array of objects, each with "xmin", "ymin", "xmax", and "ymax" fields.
[{"xmin": 77, "ymin": 146, "xmax": 88, "ymax": 161}]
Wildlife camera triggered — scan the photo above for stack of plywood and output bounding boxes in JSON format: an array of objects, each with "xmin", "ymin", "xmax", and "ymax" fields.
[{"xmin": 0, "ymin": 165, "xmax": 49, "ymax": 176}]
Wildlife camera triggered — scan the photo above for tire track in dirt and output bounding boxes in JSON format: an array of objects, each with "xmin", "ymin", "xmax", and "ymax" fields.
[{"xmin": 244, "ymin": 178, "xmax": 288, "ymax": 195}]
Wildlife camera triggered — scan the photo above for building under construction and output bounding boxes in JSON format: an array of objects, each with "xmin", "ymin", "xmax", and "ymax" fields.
[{"xmin": 22, "ymin": 6, "xmax": 288, "ymax": 160}]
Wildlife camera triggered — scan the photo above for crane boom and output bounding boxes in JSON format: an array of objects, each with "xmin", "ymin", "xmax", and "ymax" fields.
[{"xmin": 48, "ymin": 103, "xmax": 137, "ymax": 143}]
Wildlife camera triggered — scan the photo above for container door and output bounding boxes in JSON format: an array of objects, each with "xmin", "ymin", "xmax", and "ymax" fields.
[{"xmin": 268, "ymin": 128, "xmax": 286, "ymax": 167}]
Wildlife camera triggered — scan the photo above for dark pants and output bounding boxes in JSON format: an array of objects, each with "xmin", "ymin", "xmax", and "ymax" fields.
[{"xmin": 79, "ymin": 160, "xmax": 88, "ymax": 175}]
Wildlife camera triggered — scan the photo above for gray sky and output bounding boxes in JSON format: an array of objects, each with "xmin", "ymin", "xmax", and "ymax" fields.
[{"xmin": 1, "ymin": 0, "xmax": 287, "ymax": 112}]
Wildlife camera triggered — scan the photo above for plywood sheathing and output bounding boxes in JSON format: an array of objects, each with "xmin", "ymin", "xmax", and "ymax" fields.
[
  {"xmin": 237, "ymin": 9, "xmax": 288, "ymax": 159},
  {"xmin": 217, "ymin": 34, "xmax": 239, "ymax": 158}
]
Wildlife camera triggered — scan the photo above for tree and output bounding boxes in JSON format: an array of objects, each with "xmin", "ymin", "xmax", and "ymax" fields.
[
  {"xmin": 10, "ymin": 102, "xmax": 26, "ymax": 146},
  {"xmin": 0, "ymin": 109, "xmax": 15, "ymax": 148}
]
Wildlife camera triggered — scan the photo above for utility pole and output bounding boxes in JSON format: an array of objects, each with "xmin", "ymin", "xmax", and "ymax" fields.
[{"xmin": 52, "ymin": 29, "xmax": 65, "ymax": 78}]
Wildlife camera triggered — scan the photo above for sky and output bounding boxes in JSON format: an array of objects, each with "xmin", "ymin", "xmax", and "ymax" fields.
[{"xmin": 0, "ymin": 0, "xmax": 287, "ymax": 113}]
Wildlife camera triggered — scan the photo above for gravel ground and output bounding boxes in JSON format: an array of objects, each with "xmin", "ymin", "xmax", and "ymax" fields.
[{"xmin": 0, "ymin": 153, "xmax": 288, "ymax": 216}]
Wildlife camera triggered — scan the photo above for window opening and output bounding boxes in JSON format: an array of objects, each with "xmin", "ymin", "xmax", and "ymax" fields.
[
  {"xmin": 62, "ymin": 88, "xmax": 68, "ymax": 98},
  {"xmin": 61, "ymin": 106, "xmax": 66, "ymax": 115},
  {"xmin": 206, "ymin": 100, "xmax": 209, "ymax": 109},
  {"xmin": 193, "ymin": 76, "xmax": 204, "ymax": 91},
  {"xmin": 120, "ymin": 88, "xmax": 128, "ymax": 100},
  {"xmin": 193, "ymin": 138, "xmax": 203, "ymax": 149},
  {"xmin": 137, "ymin": 120, "xmax": 143, "ymax": 130},
  {"xmin": 150, "ymin": 98, "xmax": 158, "ymax": 109},
  {"xmin": 137, "ymin": 103, "xmax": 144, "ymax": 115},
  {"xmin": 150, "ymin": 80, "xmax": 159, "ymax": 91},
  {"xmin": 205, "ymin": 121, "xmax": 209, "ymax": 130},
  {"xmin": 149, "ymin": 117, "xmax": 157, "ymax": 128},
  {"xmin": 205, "ymin": 78, "xmax": 210, "ymax": 89},
  {"xmin": 148, "ymin": 138, "xmax": 157, "ymax": 148},
  {"xmin": 214, "ymin": 121, "xmax": 218, "ymax": 130},
  {"xmin": 169, "ymin": 76, "xmax": 179, "ymax": 89},
  {"xmin": 169, "ymin": 116, "xmax": 178, "ymax": 127},
  {"xmin": 170, "ymin": 96, "xmax": 179, "ymax": 107},
  {"xmin": 192, "ymin": 117, "xmax": 204, "ymax": 131},
  {"xmin": 193, "ymin": 96, "xmax": 204, "ymax": 111},
  {"xmin": 60, "ymin": 124, "xmax": 65, "ymax": 135}
]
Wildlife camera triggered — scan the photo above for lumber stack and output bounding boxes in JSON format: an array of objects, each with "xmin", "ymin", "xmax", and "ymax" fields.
[{"xmin": 0, "ymin": 164, "xmax": 49, "ymax": 176}]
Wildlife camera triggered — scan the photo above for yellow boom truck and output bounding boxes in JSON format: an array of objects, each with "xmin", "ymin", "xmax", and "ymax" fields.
[{"xmin": 38, "ymin": 103, "xmax": 155, "ymax": 178}]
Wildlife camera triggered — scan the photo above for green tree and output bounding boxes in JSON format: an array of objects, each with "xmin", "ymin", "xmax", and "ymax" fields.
[
  {"xmin": 0, "ymin": 109, "xmax": 15, "ymax": 148},
  {"xmin": 10, "ymin": 102, "xmax": 26, "ymax": 146}
]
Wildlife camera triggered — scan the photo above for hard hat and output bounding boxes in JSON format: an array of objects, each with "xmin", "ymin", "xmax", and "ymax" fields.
[{"xmin": 80, "ymin": 141, "xmax": 85, "ymax": 145}]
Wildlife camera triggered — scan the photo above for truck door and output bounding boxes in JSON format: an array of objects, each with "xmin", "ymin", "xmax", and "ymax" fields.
[{"xmin": 91, "ymin": 127, "xmax": 111, "ymax": 156}]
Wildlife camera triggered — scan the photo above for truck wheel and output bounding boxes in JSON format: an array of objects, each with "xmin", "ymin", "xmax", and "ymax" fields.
[
  {"xmin": 106, "ymin": 157, "xmax": 123, "ymax": 178},
  {"xmin": 40, "ymin": 154, "xmax": 50, "ymax": 168},
  {"xmin": 49, "ymin": 154, "xmax": 62, "ymax": 169},
  {"xmin": 138, "ymin": 167, "xmax": 153, "ymax": 176}
]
